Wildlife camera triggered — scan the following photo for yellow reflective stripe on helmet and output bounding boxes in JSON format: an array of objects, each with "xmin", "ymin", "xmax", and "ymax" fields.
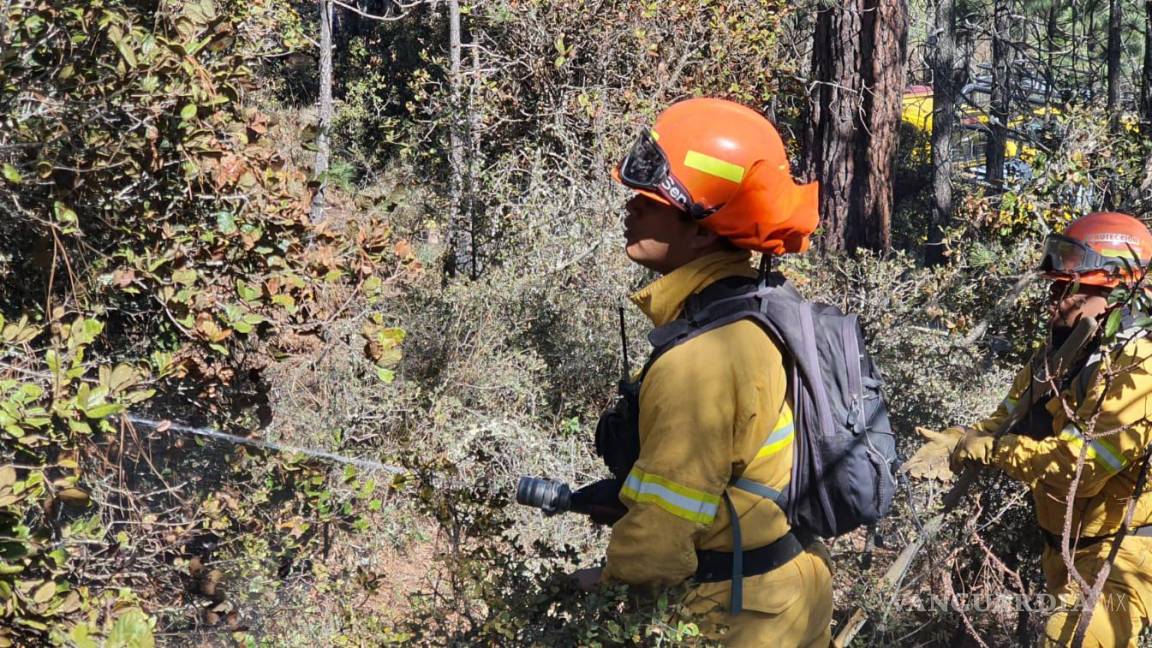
[
  {"xmin": 620, "ymin": 467, "xmax": 719, "ymax": 525},
  {"xmin": 1058, "ymin": 424, "xmax": 1127, "ymax": 473},
  {"xmin": 755, "ymin": 406, "xmax": 795, "ymax": 460},
  {"xmin": 683, "ymin": 150, "xmax": 745, "ymax": 184},
  {"xmin": 1097, "ymin": 247, "xmax": 1139, "ymax": 259}
]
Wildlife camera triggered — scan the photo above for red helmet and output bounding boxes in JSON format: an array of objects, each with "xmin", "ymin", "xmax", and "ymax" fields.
[
  {"xmin": 612, "ymin": 97, "xmax": 819, "ymax": 255},
  {"xmin": 1039, "ymin": 212, "xmax": 1152, "ymax": 288}
]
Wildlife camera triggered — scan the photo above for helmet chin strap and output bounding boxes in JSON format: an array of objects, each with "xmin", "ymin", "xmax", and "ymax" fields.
[{"xmin": 757, "ymin": 254, "xmax": 774, "ymax": 288}]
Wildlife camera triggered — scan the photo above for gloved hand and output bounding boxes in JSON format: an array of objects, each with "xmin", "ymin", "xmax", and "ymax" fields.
[
  {"xmin": 949, "ymin": 427, "xmax": 997, "ymax": 473},
  {"xmin": 903, "ymin": 426, "xmax": 966, "ymax": 481}
]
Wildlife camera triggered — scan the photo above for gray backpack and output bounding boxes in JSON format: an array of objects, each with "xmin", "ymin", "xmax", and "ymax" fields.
[{"xmin": 648, "ymin": 272, "xmax": 898, "ymax": 538}]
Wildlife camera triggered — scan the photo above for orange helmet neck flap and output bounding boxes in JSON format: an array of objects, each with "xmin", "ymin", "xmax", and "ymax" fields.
[
  {"xmin": 1040, "ymin": 212, "xmax": 1152, "ymax": 288},
  {"xmin": 612, "ymin": 97, "xmax": 820, "ymax": 255}
]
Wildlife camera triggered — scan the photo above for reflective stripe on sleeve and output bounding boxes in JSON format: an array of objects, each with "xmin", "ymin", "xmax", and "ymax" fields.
[
  {"xmin": 756, "ymin": 406, "xmax": 795, "ymax": 460},
  {"xmin": 620, "ymin": 467, "xmax": 720, "ymax": 525},
  {"xmin": 1058, "ymin": 424, "xmax": 1128, "ymax": 474},
  {"xmin": 1000, "ymin": 396, "xmax": 1019, "ymax": 415}
]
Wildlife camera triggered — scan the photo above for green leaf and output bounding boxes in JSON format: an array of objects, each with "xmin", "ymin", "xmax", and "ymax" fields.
[
  {"xmin": 215, "ymin": 211, "xmax": 236, "ymax": 234},
  {"xmin": 185, "ymin": 35, "xmax": 213, "ymax": 56},
  {"xmin": 179, "ymin": 104, "xmax": 197, "ymax": 120},
  {"xmin": 171, "ymin": 268, "xmax": 197, "ymax": 286},
  {"xmin": 19, "ymin": 383, "xmax": 43, "ymax": 401},
  {"xmin": 70, "ymin": 623, "xmax": 100, "ymax": 648},
  {"xmin": 108, "ymin": 364, "xmax": 138, "ymax": 392},
  {"xmin": 32, "ymin": 580, "xmax": 55, "ymax": 604},
  {"xmin": 53, "ymin": 201, "xmax": 78, "ymax": 225},
  {"xmin": 85, "ymin": 403, "xmax": 123, "ymax": 419},
  {"xmin": 1105, "ymin": 308, "xmax": 1123, "ymax": 339},
  {"xmin": 123, "ymin": 388, "xmax": 155, "ymax": 405},
  {"xmin": 236, "ymin": 281, "xmax": 261, "ymax": 303},
  {"xmin": 378, "ymin": 327, "xmax": 406, "ymax": 344},
  {"xmin": 150, "ymin": 351, "xmax": 173, "ymax": 375},
  {"xmin": 75, "ymin": 383, "xmax": 91, "ymax": 409},
  {"xmin": 15, "ymin": 617, "xmax": 47, "ymax": 631},
  {"xmin": 340, "ymin": 465, "xmax": 357, "ymax": 482},
  {"xmin": 2, "ymin": 164, "xmax": 21, "ymax": 184},
  {"xmin": 23, "ymin": 14, "xmax": 44, "ymax": 33},
  {"xmin": 376, "ymin": 367, "xmax": 395, "ymax": 384},
  {"xmin": 271, "ymin": 294, "xmax": 296, "ymax": 310},
  {"xmin": 107, "ymin": 608, "xmax": 155, "ymax": 648},
  {"xmin": 48, "ymin": 548, "xmax": 68, "ymax": 568},
  {"xmin": 72, "ymin": 317, "xmax": 104, "ymax": 345}
]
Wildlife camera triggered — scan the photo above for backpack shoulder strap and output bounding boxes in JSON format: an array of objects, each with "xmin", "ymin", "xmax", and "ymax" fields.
[
  {"xmin": 643, "ymin": 273, "xmax": 791, "ymax": 378},
  {"xmin": 647, "ymin": 276, "xmax": 757, "ymax": 343}
]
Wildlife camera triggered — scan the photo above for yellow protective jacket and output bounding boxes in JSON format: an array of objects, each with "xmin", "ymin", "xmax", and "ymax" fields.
[
  {"xmin": 602, "ymin": 251, "xmax": 832, "ymax": 643},
  {"xmin": 970, "ymin": 333, "xmax": 1152, "ymax": 538}
]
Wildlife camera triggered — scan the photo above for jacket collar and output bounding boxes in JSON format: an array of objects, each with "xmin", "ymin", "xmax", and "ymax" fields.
[{"xmin": 630, "ymin": 250, "xmax": 756, "ymax": 326}]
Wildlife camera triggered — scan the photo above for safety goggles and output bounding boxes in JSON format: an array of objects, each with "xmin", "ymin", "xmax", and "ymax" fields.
[
  {"xmin": 1038, "ymin": 233, "xmax": 1133, "ymax": 275},
  {"xmin": 616, "ymin": 129, "xmax": 717, "ymax": 219}
]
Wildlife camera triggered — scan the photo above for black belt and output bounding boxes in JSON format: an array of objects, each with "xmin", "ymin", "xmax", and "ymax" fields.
[
  {"xmin": 1041, "ymin": 524, "xmax": 1152, "ymax": 550},
  {"xmin": 694, "ymin": 529, "xmax": 814, "ymax": 583}
]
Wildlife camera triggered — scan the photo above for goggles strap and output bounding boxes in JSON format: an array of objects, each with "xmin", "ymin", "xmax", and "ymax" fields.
[{"xmin": 619, "ymin": 128, "xmax": 719, "ymax": 219}]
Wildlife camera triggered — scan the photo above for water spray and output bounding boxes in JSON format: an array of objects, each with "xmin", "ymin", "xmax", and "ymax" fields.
[{"xmin": 126, "ymin": 415, "xmax": 405, "ymax": 474}]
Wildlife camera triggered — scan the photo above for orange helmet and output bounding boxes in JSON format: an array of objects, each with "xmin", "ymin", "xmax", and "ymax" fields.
[
  {"xmin": 612, "ymin": 97, "xmax": 819, "ymax": 255},
  {"xmin": 1039, "ymin": 212, "xmax": 1152, "ymax": 288}
]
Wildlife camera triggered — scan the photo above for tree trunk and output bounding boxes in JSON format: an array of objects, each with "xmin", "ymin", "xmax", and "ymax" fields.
[
  {"xmin": 1143, "ymin": 1, "xmax": 1152, "ymax": 132},
  {"xmin": 806, "ymin": 0, "xmax": 907, "ymax": 253},
  {"xmin": 1046, "ymin": 1, "xmax": 1059, "ymax": 108},
  {"xmin": 309, "ymin": 0, "xmax": 334, "ymax": 223},
  {"xmin": 927, "ymin": 0, "xmax": 957, "ymax": 266},
  {"xmin": 1089, "ymin": 2, "xmax": 1099, "ymax": 98},
  {"xmin": 1107, "ymin": 0, "xmax": 1122, "ymax": 114},
  {"xmin": 858, "ymin": 0, "xmax": 908, "ymax": 251},
  {"xmin": 445, "ymin": 0, "xmax": 473, "ymax": 278},
  {"xmin": 807, "ymin": 7, "xmax": 861, "ymax": 252},
  {"xmin": 985, "ymin": 0, "xmax": 1010, "ymax": 193}
]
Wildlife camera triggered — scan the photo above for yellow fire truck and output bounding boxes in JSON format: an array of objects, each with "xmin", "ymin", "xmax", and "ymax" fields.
[{"xmin": 901, "ymin": 84, "xmax": 1057, "ymax": 185}]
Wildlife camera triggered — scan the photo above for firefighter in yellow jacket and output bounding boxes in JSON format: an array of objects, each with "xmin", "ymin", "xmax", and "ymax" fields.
[
  {"xmin": 570, "ymin": 98, "xmax": 833, "ymax": 646},
  {"xmin": 941, "ymin": 212, "xmax": 1152, "ymax": 647}
]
